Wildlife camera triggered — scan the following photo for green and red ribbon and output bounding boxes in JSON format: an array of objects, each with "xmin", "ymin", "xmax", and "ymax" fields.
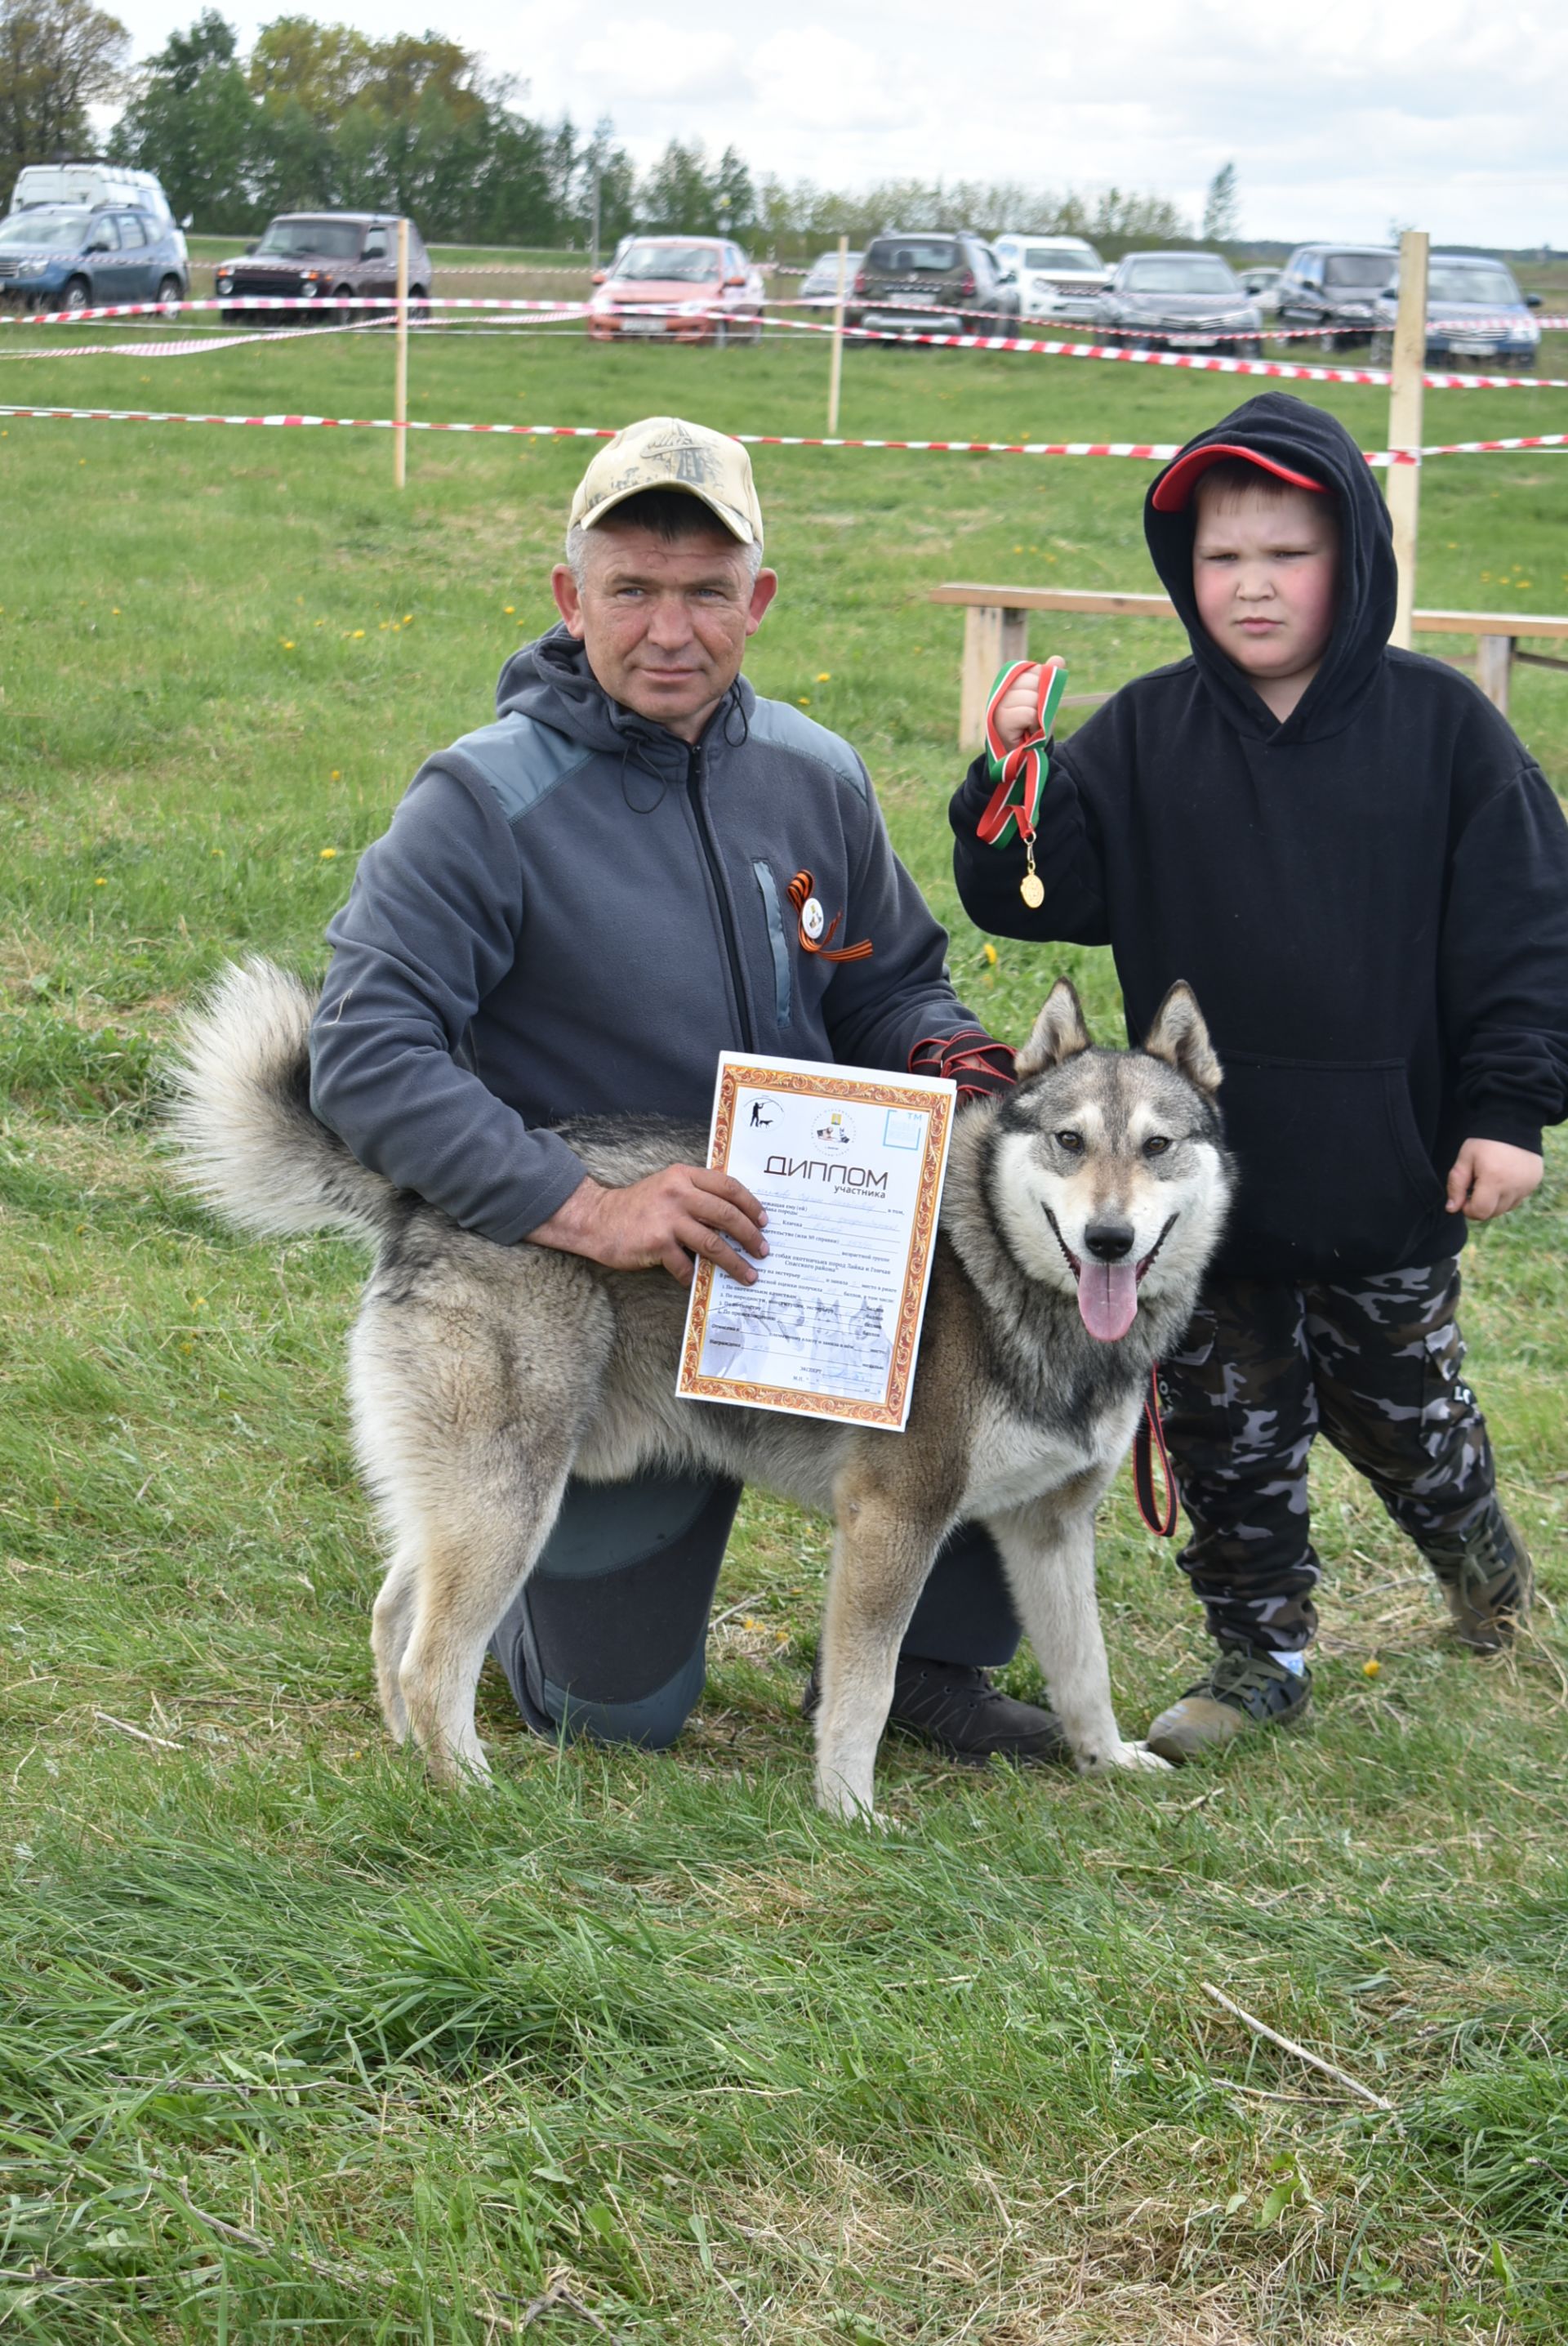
[{"xmin": 977, "ymin": 655, "xmax": 1068, "ymax": 850}]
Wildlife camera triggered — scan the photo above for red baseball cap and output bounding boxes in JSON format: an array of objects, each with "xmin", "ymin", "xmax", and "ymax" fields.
[{"xmin": 1151, "ymin": 443, "xmax": 1330, "ymax": 513}]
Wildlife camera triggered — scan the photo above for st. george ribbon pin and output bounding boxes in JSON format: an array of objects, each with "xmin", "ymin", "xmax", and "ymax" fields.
[{"xmin": 975, "ymin": 655, "xmax": 1067, "ymax": 909}]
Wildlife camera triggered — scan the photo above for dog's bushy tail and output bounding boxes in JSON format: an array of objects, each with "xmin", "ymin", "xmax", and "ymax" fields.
[{"xmin": 169, "ymin": 958, "xmax": 399, "ymax": 1242}]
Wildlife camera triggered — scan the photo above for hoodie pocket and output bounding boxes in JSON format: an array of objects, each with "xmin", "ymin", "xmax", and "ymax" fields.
[{"xmin": 1218, "ymin": 1055, "xmax": 1446, "ymax": 1274}]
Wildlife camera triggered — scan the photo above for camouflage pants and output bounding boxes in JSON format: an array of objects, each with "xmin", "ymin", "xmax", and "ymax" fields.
[{"xmin": 1157, "ymin": 1259, "xmax": 1495, "ymax": 1654}]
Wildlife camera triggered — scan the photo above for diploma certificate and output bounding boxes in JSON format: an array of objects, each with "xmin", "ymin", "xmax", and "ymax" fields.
[{"xmin": 677, "ymin": 1054, "xmax": 956, "ymax": 1430}]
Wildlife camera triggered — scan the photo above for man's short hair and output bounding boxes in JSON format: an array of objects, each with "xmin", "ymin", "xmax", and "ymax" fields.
[{"xmin": 565, "ymin": 488, "xmax": 764, "ymax": 586}]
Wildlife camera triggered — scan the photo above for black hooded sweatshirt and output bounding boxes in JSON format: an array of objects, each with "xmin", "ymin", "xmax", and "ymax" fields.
[{"xmin": 950, "ymin": 392, "xmax": 1568, "ymax": 1281}]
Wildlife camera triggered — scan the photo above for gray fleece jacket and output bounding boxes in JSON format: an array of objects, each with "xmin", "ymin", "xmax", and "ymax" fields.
[{"xmin": 309, "ymin": 626, "xmax": 984, "ymax": 1243}]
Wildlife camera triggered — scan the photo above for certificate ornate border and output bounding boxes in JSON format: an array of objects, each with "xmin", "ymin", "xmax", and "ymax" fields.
[{"xmin": 677, "ymin": 1061, "xmax": 954, "ymax": 1430}]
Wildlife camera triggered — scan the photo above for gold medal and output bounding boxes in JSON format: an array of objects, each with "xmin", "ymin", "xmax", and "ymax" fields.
[{"xmin": 1019, "ymin": 849, "xmax": 1044, "ymax": 910}]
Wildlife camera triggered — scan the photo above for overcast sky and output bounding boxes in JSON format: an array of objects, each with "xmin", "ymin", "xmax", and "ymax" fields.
[{"xmin": 105, "ymin": 0, "xmax": 1566, "ymax": 251}]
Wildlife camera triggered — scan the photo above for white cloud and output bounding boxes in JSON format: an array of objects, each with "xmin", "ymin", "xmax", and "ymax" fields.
[
  {"xmin": 746, "ymin": 27, "xmax": 913, "ymax": 133},
  {"xmin": 572, "ymin": 18, "xmax": 743, "ymax": 106},
  {"xmin": 104, "ymin": 0, "xmax": 1568, "ymax": 247}
]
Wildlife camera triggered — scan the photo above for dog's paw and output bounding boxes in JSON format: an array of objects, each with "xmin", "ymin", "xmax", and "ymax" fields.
[
  {"xmin": 815, "ymin": 1775, "xmax": 898, "ymax": 1830},
  {"xmin": 1076, "ymin": 1738, "xmax": 1174, "ymax": 1777}
]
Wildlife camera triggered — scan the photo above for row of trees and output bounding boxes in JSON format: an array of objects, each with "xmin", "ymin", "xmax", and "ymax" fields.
[{"xmin": 1, "ymin": 0, "xmax": 1218, "ymax": 253}]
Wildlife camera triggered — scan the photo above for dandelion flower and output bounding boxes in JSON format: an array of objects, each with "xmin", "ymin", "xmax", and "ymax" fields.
[
  {"xmin": 798, "ymin": 697, "xmax": 810, "ymax": 707},
  {"xmin": 816, "ymin": 671, "xmax": 831, "ymax": 682},
  {"xmin": 1363, "ymin": 1658, "xmax": 1381, "ymax": 1678},
  {"xmin": 112, "ymin": 607, "xmax": 121, "ymax": 615},
  {"xmin": 330, "ymin": 769, "xmax": 340, "ymax": 781},
  {"xmin": 982, "ymin": 942, "xmax": 998, "ymax": 966},
  {"xmin": 403, "ymin": 613, "xmax": 412, "ymax": 624},
  {"xmin": 193, "ymin": 1296, "xmax": 207, "ymax": 1309},
  {"xmin": 351, "ymin": 628, "xmax": 365, "ymax": 639},
  {"xmin": 282, "ymin": 639, "xmax": 295, "ymax": 649},
  {"xmin": 503, "ymin": 604, "xmax": 515, "ymax": 615},
  {"xmin": 320, "ymin": 846, "xmax": 338, "ymax": 859},
  {"xmin": 94, "ymin": 876, "xmax": 107, "ymax": 886}
]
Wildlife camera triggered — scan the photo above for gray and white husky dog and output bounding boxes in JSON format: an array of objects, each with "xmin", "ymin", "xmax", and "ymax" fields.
[{"xmin": 172, "ymin": 965, "xmax": 1232, "ymax": 1823}]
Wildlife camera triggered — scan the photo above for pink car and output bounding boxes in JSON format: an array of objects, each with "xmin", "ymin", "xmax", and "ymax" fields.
[{"xmin": 587, "ymin": 236, "xmax": 764, "ymax": 345}]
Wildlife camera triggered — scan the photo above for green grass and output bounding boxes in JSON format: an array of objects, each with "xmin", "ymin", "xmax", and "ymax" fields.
[{"xmin": 2, "ymin": 328, "xmax": 1566, "ymax": 2343}]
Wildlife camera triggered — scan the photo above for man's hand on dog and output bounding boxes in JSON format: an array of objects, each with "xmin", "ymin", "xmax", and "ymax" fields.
[
  {"xmin": 531, "ymin": 1168, "xmax": 768, "ymax": 1285},
  {"xmin": 993, "ymin": 662, "xmax": 1050, "ymax": 752},
  {"xmin": 1446, "ymin": 1138, "xmax": 1544, "ymax": 1221}
]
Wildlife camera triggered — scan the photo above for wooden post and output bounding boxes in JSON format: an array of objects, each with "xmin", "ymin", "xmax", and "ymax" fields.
[
  {"xmin": 1386, "ymin": 228, "xmax": 1428, "ymax": 649},
  {"xmin": 1476, "ymin": 631, "xmax": 1514, "ymax": 717},
  {"xmin": 958, "ymin": 604, "xmax": 1030, "ymax": 750},
  {"xmin": 826, "ymin": 233, "xmax": 849, "ymax": 435},
  {"xmin": 394, "ymin": 215, "xmax": 409, "ymax": 491}
]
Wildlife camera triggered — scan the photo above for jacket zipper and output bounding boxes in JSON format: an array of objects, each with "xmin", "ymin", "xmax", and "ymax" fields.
[{"xmin": 688, "ymin": 742, "xmax": 755, "ymax": 1053}]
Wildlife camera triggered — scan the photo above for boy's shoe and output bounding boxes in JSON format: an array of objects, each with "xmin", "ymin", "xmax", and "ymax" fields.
[
  {"xmin": 1145, "ymin": 1647, "xmax": 1312, "ymax": 1764},
  {"xmin": 1419, "ymin": 1500, "xmax": 1534, "ymax": 1651},
  {"xmin": 801, "ymin": 1655, "xmax": 1071, "ymax": 1764}
]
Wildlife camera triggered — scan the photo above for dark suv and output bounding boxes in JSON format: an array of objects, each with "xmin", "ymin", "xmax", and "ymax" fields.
[
  {"xmin": 215, "ymin": 212, "xmax": 431, "ymax": 320},
  {"xmin": 1273, "ymin": 244, "xmax": 1396, "ymax": 348},
  {"xmin": 847, "ymin": 231, "xmax": 1019, "ymax": 337}
]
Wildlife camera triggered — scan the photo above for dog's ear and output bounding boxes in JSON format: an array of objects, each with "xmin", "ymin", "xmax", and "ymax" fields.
[
  {"xmin": 1143, "ymin": 981, "xmax": 1222, "ymax": 1095},
  {"xmin": 1015, "ymin": 978, "xmax": 1091, "ymax": 1080}
]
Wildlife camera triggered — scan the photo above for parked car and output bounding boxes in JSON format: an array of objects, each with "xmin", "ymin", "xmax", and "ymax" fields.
[
  {"xmin": 1240, "ymin": 265, "xmax": 1282, "ymax": 313},
  {"xmin": 214, "ymin": 212, "xmax": 431, "ymax": 321},
  {"xmin": 796, "ymin": 248, "xmax": 864, "ymax": 306},
  {"xmin": 0, "ymin": 201, "xmax": 188, "ymax": 311},
  {"xmin": 1372, "ymin": 252, "xmax": 1543, "ymax": 368},
  {"xmin": 1090, "ymin": 251, "xmax": 1263, "ymax": 354},
  {"xmin": 993, "ymin": 235, "xmax": 1109, "ymax": 319},
  {"xmin": 846, "ymin": 230, "xmax": 1019, "ymax": 337},
  {"xmin": 7, "ymin": 160, "xmax": 185, "ymax": 262},
  {"xmin": 1273, "ymin": 243, "xmax": 1396, "ymax": 347},
  {"xmin": 586, "ymin": 236, "xmax": 764, "ymax": 343}
]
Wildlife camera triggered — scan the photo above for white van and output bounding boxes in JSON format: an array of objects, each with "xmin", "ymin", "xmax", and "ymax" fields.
[{"xmin": 7, "ymin": 163, "xmax": 186, "ymax": 263}]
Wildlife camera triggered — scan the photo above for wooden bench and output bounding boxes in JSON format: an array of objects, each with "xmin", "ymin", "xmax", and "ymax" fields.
[{"xmin": 929, "ymin": 583, "xmax": 1568, "ymax": 747}]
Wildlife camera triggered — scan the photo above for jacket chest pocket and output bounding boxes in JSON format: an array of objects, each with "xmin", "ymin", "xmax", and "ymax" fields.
[{"xmin": 751, "ymin": 861, "xmax": 794, "ymax": 1029}]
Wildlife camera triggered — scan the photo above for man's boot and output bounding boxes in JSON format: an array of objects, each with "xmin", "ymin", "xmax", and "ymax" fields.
[
  {"xmin": 1419, "ymin": 1499, "xmax": 1534, "ymax": 1652},
  {"xmin": 1145, "ymin": 1645, "xmax": 1312, "ymax": 1764},
  {"xmin": 803, "ymin": 1655, "xmax": 1071, "ymax": 1764}
]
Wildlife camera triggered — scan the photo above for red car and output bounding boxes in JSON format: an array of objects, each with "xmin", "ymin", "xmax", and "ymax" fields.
[{"xmin": 586, "ymin": 236, "xmax": 764, "ymax": 345}]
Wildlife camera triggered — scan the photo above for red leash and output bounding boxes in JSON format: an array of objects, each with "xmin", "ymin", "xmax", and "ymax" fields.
[{"xmin": 1133, "ymin": 1367, "xmax": 1178, "ymax": 1537}]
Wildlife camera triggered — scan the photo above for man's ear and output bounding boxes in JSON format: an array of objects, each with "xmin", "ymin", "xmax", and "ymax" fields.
[
  {"xmin": 1143, "ymin": 980, "xmax": 1222, "ymax": 1095},
  {"xmin": 1015, "ymin": 978, "xmax": 1091, "ymax": 1079},
  {"xmin": 744, "ymin": 567, "xmax": 778, "ymax": 636},
  {"xmin": 550, "ymin": 563, "xmax": 586, "ymax": 639}
]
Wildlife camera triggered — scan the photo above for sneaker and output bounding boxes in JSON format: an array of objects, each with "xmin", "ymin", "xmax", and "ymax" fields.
[
  {"xmin": 1419, "ymin": 1500, "xmax": 1534, "ymax": 1652},
  {"xmin": 1145, "ymin": 1646, "xmax": 1312, "ymax": 1764},
  {"xmin": 802, "ymin": 1654, "xmax": 1071, "ymax": 1764}
]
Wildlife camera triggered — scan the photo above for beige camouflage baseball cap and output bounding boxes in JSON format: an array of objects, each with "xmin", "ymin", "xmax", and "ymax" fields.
[{"xmin": 569, "ymin": 415, "xmax": 763, "ymax": 546}]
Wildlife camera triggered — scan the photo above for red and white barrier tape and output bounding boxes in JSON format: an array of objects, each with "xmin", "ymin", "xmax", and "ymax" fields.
[
  {"xmin": 0, "ymin": 316, "xmax": 392, "ymax": 362},
  {"xmin": 752, "ymin": 308, "xmax": 1566, "ymax": 391},
  {"xmin": 0, "ymin": 294, "xmax": 588, "ymax": 327},
  {"xmin": 766, "ymin": 297, "xmax": 1568, "ymax": 340},
  {"xmin": 1414, "ymin": 430, "xmax": 1568, "ymax": 456},
  {"xmin": 0, "ymin": 401, "xmax": 1428, "ymax": 464}
]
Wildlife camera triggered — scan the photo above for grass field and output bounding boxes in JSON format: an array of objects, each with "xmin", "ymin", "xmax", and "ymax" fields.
[{"xmin": 2, "ymin": 325, "xmax": 1567, "ymax": 2344}]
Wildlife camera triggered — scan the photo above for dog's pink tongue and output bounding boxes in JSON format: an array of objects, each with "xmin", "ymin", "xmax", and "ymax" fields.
[{"xmin": 1077, "ymin": 1260, "xmax": 1139, "ymax": 1342}]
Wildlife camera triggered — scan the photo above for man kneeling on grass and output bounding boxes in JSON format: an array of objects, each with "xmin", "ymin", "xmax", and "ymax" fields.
[{"xmin": 308, "ymin": 413, "xmax": 1063, "ymax": 1762}]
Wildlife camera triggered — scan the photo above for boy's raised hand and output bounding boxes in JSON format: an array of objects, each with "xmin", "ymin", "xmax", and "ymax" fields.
[
  {"xmin": 1446, "ymin": 1138, "xmax": 1544, "ymax": 1221},
  {"xmin": 994, "ymin": 662, "xmax": 1049, "ymax": 752}
]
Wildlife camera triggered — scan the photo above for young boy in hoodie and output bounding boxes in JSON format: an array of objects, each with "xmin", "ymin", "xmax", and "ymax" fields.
[{"xmin": 950, "ymin": 390, "xmax": 1568, "ymax": 1760}]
